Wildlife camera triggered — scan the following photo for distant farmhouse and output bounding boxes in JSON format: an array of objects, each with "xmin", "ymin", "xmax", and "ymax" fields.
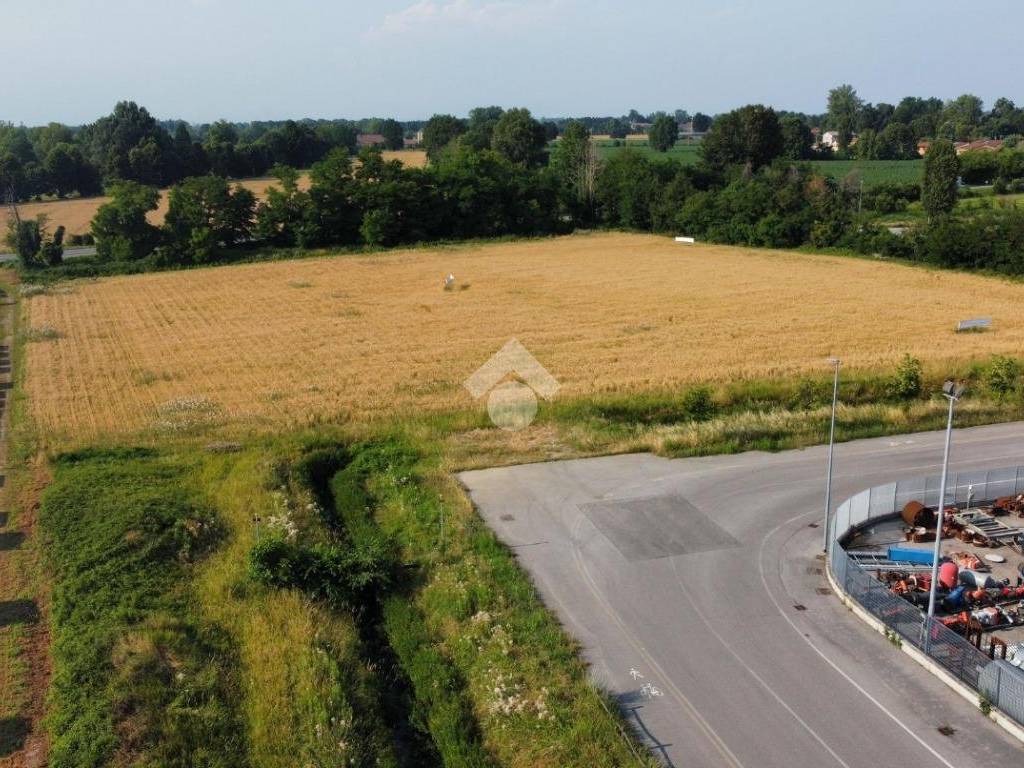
[
  {"xmin": 403, "ymin": 129, "xmax": 424, "ymax": 149},
  {"xmin": 954, "ymin": 138, "xmax": 1004, "ymax": 154},
  {"xmin": 356, "ymin": 133, "xmax": 386, "ymax": 148},
  {"xmin": 819, "ymin": 130, "xmax": 847, "ymax": 151},
  {"xmin": 677, "ymin": 120, "xmax": 707, "ymax": 138},
  {"xmin": 917, "ymin": 138, "xmax": 1004, "ymax": 156}
]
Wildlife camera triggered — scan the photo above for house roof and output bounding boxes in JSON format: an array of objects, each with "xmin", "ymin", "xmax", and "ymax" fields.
[
  {"xmin": 357, "ymin": 133, "xmax": 386, "ymax": 146},
  {"xmin": 955, "ymin": 139, "xmax": 1004, "ymax": 153}
]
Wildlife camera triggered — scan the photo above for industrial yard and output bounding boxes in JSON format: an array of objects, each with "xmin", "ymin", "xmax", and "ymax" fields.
[{"xmin": 848, "ymin": 505, "xmax": 1024, "ymax": 647}]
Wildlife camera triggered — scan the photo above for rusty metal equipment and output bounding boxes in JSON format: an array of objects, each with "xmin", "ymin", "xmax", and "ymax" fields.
[
  {"xmin": 901, "ymin": 500, "xmax": 935, "ymax": 528},
  {"xmin": 990, "ymin": 635, "xmax": 1008, "ymax": 660}
]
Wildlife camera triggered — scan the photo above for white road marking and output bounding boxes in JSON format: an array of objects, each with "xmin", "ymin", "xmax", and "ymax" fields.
[
  {"xmin": 570, "ymin": 514, "xmax": 746, "ymax": 768},
  {"xmin": 758, "ymin": 510, "xmax": 959, "ymax": 768},
  {"xmin": 669, "ymin": 557, "xmax": 855, "ymax": 768}
]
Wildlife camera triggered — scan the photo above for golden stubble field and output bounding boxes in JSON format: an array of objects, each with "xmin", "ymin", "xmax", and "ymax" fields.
[
  {"xmin": 1, "ymin": 150, "xmax": 428, "ymax": 236},
  {"xmin": 22, "ymin": 232, "xmax": 1024, "ymax": 441}
]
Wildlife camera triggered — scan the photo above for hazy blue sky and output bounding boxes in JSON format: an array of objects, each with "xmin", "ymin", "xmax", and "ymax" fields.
[{"xmin": 4, "ymin": 0, "xmax": 1022, "ymax": 125}]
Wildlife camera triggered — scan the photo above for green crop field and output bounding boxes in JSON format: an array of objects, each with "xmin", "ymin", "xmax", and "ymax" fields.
[
  {"xmin": 808, "ymin": 159, "xmax": 923, "ymax": 187},
  {"xmin": 593, "ymin": 138, "xmax": 702, "ymax": 164},
  {"xmin": 594, "ymin": 139, "xmax": 923, "ymax": 188}
]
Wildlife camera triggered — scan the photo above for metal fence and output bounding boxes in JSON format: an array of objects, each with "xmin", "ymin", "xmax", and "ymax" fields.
[{"xmin": 827, "ymin": 466, "xmax": 1024, "ymax": 727}]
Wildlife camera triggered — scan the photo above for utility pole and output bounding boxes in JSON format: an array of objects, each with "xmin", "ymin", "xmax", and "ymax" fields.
[
  {"xmin": 924, "ymin": 381, "xmax": 966, "ymax": 651},
  {"xmin": 823, "ymin": 357, "xmax": 841, "ymax": 552}
]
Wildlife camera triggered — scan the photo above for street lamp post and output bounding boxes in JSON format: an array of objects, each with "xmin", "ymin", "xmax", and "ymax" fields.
[
  {"xmin": 823, "ymin": 358, "xmax": 841, "ymax": 553},
  {"xmin": 924, "ymin": 380, "xmax": 966, "ymax": 649}
]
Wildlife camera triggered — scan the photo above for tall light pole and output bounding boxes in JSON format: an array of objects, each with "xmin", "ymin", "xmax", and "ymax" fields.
[
  {"xmin": 823, "ymin": 357, "xmax": 841, "ymax": 553},
  {"xmin": 925, "ymin": 380, "xmax": 966, "ymax": 647}
]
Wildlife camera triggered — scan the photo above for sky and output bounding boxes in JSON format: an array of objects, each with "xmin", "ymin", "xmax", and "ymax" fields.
[{"xmin": 3, "ymin": 0, "xmax": 1023, "ymax": 126}]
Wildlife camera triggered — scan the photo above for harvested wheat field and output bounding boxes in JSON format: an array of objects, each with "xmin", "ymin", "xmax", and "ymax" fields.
[
  {"xmin": 22, "ymin": 232, "xmax": 1024, "ymax": 441},
  {"xmin": 1, "ymin": 150, "xmax": 428, "ymax": 236}
]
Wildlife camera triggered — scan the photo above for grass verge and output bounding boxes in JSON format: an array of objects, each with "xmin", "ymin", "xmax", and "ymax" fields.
[{"xmin": 39, "ymin": 447, "xmax": 247, "ymax": 767}]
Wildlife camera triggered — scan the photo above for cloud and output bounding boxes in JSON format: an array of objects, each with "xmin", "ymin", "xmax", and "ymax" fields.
[{"xmin": 365, "ymin": 0, "xmax": 561, "ymax": 40}]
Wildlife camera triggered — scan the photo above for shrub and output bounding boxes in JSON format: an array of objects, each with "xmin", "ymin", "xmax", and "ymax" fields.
[
  {"xmin": 681, "ymin": 386, "xmax": 717, "ymax": 421},
  {"xmin": 248, "ymin": 534, "xmax": 394, "ymax": 612},
  {"xmin": 888, "ymin": 354, "xmax": 922, "ymax": 400},
  {"xmin": 984, "ymin": 355, "xmax": 1020, "ymax": 399}
]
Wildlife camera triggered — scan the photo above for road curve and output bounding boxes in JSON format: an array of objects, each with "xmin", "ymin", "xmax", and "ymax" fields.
[{"xmin": 459, "ymin": 421, "xmax": 1024, "ymax": 767}]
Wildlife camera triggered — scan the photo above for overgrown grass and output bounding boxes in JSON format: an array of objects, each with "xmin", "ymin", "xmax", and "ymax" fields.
[
  {"xmin": 296, "ymin": 437, "xmax": 658, "ymax": 767},
  {"xmin": 193, "ymin": 446, "xmax": 399, "ymax": 768},
  {"xmin": 40, "ymin": 447, "xmax": 248, "ymax": 767}
]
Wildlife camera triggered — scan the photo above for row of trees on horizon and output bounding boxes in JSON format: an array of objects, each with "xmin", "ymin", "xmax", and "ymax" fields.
[
  {"xmin": 6, "ymin": 95, "xmax": 1022, "ymax": 280},
  {"xmin": 3, "ymin": 85, "xmax": 1024, "ymax": 205}
]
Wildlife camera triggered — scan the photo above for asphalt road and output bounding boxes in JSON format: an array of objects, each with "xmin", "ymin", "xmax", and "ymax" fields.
[
  {"xmin": 0, "ymin": 246, "xmax": 95, "ymax": 264},
  {"xmin": 460, "ymin": 422, "xmax": 1024, "ymax": 767}
]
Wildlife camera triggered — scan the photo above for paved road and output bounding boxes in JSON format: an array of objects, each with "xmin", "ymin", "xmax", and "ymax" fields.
[
  {"xmin": 0, "ymin": 246, "xmax": 96, "ymax": 264},
  {"xmin": 460, "ymin": 422, "xmax": 1024, "ymax": 767}
]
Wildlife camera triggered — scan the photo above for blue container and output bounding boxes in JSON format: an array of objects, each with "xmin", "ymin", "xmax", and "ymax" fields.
[
  {"xmin": 887, "ymin": 545, "xmax": 934, "ymax": 565},
  {"xmin": 944, "ymin": 586, "xmax": 966, "ymax": 609}
]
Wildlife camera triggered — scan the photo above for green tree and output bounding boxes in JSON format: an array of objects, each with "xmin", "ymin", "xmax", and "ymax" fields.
[
  {"xmin": 79, "ymin": 101, "xmax": 174, "ymax": 184},
  {"xmin": 307, "ymin": 148, "xmax": 361, "ymax": 245},
  {"xmin": 603, "ymin": 118, "xmax": 629, "ymax": 139},
  {"xmin": 314, "ymin": 123, "xmax": 359, "ymax": 154},
  {"xmin": 462, "ymin": 106, "xmax": 504, "ymax": 150},
  {"xmin": 5, "ymin": 213, "xmax": 64, "ymax": 268},
  {"xmin": 888, "ymin": 354, "xmax": 923, "ymax": 400},
  {"xmin": 648, "ymin": 115, "xmax": 679, "ymax": 152},
  {"xmin": 164, "ymin": 175, "xmax": 256, "ymax": 262},
  {"xmin": 780, "ymin": 115, "xmax": 813, "ymax": 160},
  {"xmin": 254, "ymin": 165, "xmax": 316, "ymax": 247},
  {"xmin": 4, "ymin": 216, "xmax": 42, "ymax": 265},
  {"xmin": 379, "ymin": 119, "xmax": 405, "ymax": 151},
  {"xmin": 0, "ymin": 153, "xmax": 27, "ymax": 201},
  {"xmin": 595, "ymin": 150, "xmax": 664, "ymax": 228},
  {"xmin": 876, "ymin": 122, "xmax": 916, "ymax": 160},
  {"xmin": 940, "ymin": 94, "xmax": 984, "ymax": 141},
  {"xmin": 701, "ymin": 105, "xmax": 784, "ymax": 171},
  {"xmin": 921, "ymin": 139, "xmax": 960, "ymax": 220},
  {"xmin": 854, "ymin": 128, "xmax": 880, "ymax": 160},
  {"xmin": 985, "ymin": 355, "xmax": 1020, "ymax": 399},
  {"xmin": 91, "ymin": 181, "xmax": 162, "ymax": 261},
  {"xmin": 550, "ymin": 121, "xmax": 597, "ymax": 220},
  {"xmin": 31, "ymin": 122, "xmax": 75, "ymax": 160},
  {"xmin": 44, "ymin": 143, "xmax": 88, "ymax": 197},
  {"xmin": 422, "ymin": 114, "xmax": 466, "ymax": 160},
  {"xmin": 827, "ymin": 84, "xmax": 863, "ymax": 151},
  {"xmin": 491, "ymin": 108, "xmax": 547, "ymax": 167},
  {"xmin": 204, "ymin": 120, "xmax": 245, "ymax": 177},
  {"xmin": 691, "ymin": 113, "xmax": 713, "ymax": 133},
  {"xmin": 354, "ymin": 148, "xmax": 440, "ymax": 246},
  {"xmin": 258, "ymin": 120, "xmax": 326, "ymax": 168}
]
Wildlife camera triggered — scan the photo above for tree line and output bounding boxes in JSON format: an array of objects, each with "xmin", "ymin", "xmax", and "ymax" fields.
[
  {"xmin": 0, "ymin": 102, "xmax": 412, "ymax": 203},
  {"xmin": 822, "ymin": 84, "xmax": 1024, "ymax": 156},
  {"xmin": 8, "ymin": 98, "xmax": 1024, "ymax": 277}
]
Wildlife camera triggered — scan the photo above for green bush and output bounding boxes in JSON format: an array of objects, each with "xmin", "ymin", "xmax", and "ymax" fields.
[
  {"xmin": 888, "ymin": 354, "xmax": 923, "ymax": 400},
  {"xmin": 248, "ymin": 534, "xmax": 395, "ymax": 611},
  {"xmin": 681, "ymin": 386, "xmax": 717, "ymax": 421},
  {"xmin": 984, "ymin": 355, "xmax": 1020, "ymax": 398}
]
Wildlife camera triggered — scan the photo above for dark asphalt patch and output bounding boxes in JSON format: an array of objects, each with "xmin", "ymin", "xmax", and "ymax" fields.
[{"xmin": 580, "ymin": 494, "xmax": 739, "ymax": 561}]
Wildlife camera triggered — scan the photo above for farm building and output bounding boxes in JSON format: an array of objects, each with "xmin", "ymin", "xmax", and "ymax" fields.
[
  {"xmin": 356, "ymin": 133, "xmax": 386, "ymax": 148},
  {"xmin": 955, "ymin": 138, "xmax": 1004, "ymax": 155}
]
